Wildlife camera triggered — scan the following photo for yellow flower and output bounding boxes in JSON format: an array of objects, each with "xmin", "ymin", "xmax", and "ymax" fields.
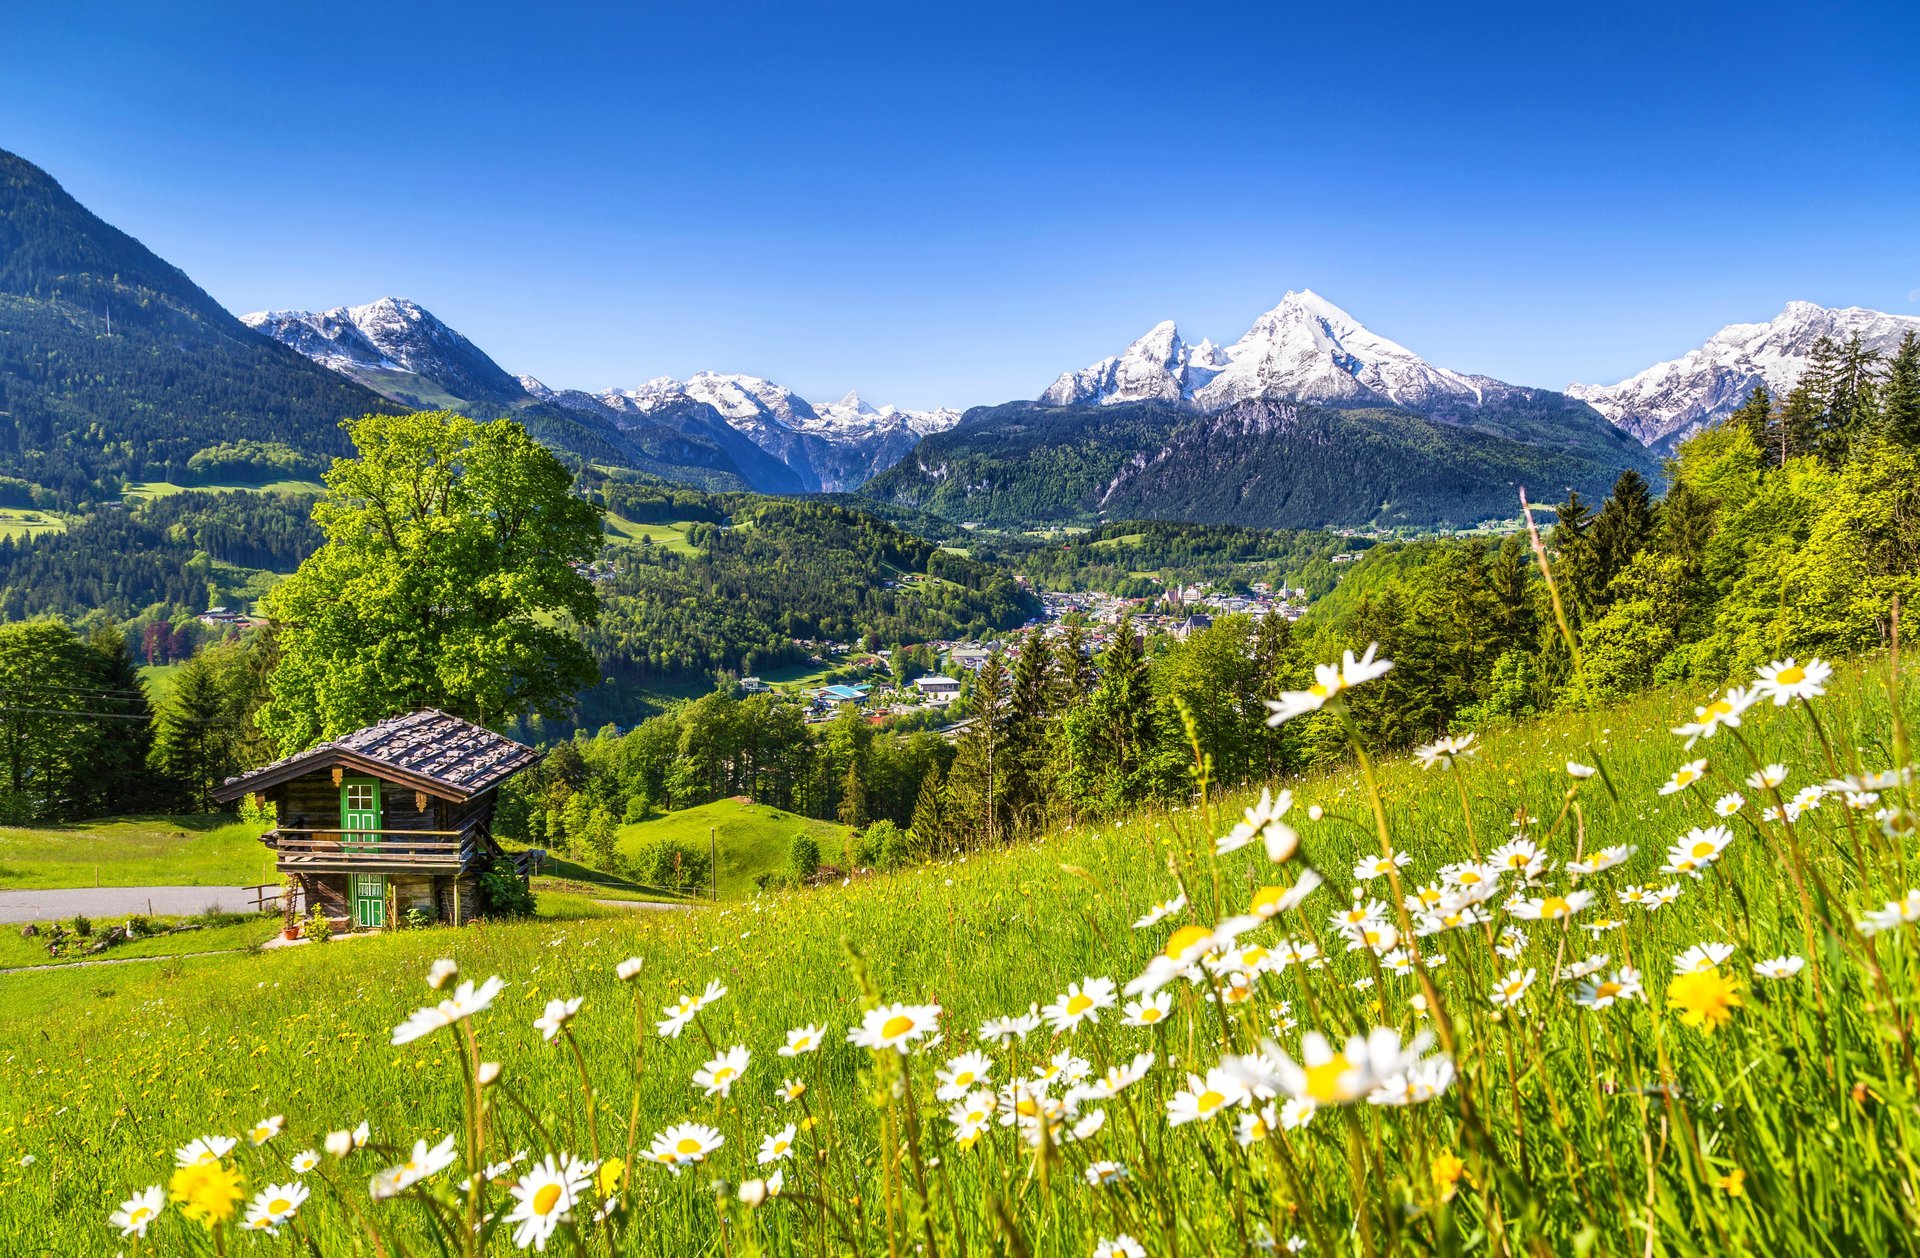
[
  {"xmin": 1431, "ymin": 1151, "xmax": 1468, "ymax": 1201},
  {"xmin": 596, "ymin": 1157, "xmax": 625, "ymax": 1197},
  {"xmin": 169, "ymin": 1159, "xmax": 245, "ymax": 1227},
  {"xmin": 1716, "ymin": 1167, "xmax": 1747, "ymax": 1198},
  {"xmin": 1667, "ymin": 966, "xmax": 1742, "ymax": 1034}
]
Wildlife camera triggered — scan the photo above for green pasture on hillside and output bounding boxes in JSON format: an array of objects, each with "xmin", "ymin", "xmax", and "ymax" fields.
[
  {"xmin": 615, "ymin": 796, "xmax": 854, "ymax": 896},
  {"xmin": 121, "ymin": 477, "xmax": 328, "ymax": 501}
]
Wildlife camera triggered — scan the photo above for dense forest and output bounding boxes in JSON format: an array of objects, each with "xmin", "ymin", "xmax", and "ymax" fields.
[
  {"xmin": 975, "ymin": 520, "xmax": 1364, "ymax": 599},
  {"xmin": 0, "ymin": 489, "xmax": 320, "ymax": 621},
  {"xmin": 582, "ymin": 489, "xmax": 1037, "ymax": 685},
  {"xmin": 861, "ymin": 395, "xmax": 1655, "ymax": 529}
]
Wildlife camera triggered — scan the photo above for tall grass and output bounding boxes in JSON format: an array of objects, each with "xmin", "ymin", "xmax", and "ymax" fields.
[{"xmin": 2, "ymin": 651, "xmax": 1916, "ymax": 1254}]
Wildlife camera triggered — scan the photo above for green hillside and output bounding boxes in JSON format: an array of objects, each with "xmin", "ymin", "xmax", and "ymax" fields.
[
  {"xmin": 0, "ymin": 149, "xmax": 400, "ymax": 504},
  {"xmin": 614, "ymin": 796, "xmax": 852, "ymax": 897}
]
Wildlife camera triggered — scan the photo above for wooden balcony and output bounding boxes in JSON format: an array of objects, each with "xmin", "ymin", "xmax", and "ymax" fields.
[{"xmin": 268, "ymin": 827, "xmax": 481, "ymax": 873}]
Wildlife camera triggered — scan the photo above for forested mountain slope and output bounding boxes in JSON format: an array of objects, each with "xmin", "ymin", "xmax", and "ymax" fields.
[{"xmin": 863, "ymin": 397, "xmax": 1655, "ymax": 528}]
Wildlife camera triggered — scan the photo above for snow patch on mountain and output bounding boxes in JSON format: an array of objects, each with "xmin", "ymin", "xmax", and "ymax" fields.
[{"xmin": 1568, "ymin": 301, "xmax": 1920, "ymax": 446}]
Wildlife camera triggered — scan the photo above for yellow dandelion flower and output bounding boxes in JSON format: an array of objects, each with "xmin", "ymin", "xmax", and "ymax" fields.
[
  {"xmin": 1431, "ymin": 1150, "xmax": 1468, "ymax": 1201},
  {"xmin": 1716, "ymin": 1167, "xmax": 1747, "ymax": 1198},
  {"xmin": 169, "ymin": 1159, "xmax": 245, "ymax": 1228},
  {"xmin": 1666, "ymin": 966, "xmax": 1742, "ymax": 1034}
]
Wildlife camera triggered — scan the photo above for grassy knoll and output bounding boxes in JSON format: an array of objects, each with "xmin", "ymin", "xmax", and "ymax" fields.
[
  {"xmin": 615, "ymin": 797, "xmax": 853, "ymax": 897},
  {"xmin": 1, "ymin": 663, "xmax": 1916, "ymax": 1254},
  {"xmin": 602, "ymin": 513, "xmax": 700, "ymax": 554},
  {"xmin": 0, "ymin": 814, "xmax": 270, "ymax": 889}
]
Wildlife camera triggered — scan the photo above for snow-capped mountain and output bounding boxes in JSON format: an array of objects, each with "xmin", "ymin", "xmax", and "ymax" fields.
[
  {"xmin": 244, "ymin": 297, "xmax": 526, "ymax": 406},
  {"xmin": 1042, "ymin": 291, "xmax": 1494, "ymax": 414},
  {"xmin": 1568, "ymin": 301, "xmax": 1920, "ymax": 447},
  {"xmin": 250, "ymin": 296, "xmax": 955, "ymax": 492},
  {"xmin": 589, "ymin": 374, "xmax": 960, "ymax": 492}
]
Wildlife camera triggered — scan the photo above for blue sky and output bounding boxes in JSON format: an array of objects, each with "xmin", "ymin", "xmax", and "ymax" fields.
[{"xmin": 5, "ymin": 1, "xmax": 1917, "ymax": 408}]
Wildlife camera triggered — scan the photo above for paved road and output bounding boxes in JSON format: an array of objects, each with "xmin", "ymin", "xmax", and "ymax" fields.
[{"xmin": 0, "ymin": 886, "xmax": 264, "ymax": 924}]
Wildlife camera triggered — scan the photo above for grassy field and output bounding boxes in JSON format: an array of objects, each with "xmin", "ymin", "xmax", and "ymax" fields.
[
  {"xmin": 602, "ymin": 513, "xmax": 701, "ymax": 554},
  {"xmin": 0, "ymin": 814, "xmax": 271, "ymax": 889},
  {"xmin": 615, "ymin": 796, "xmax": 854, "ymax": 897},
  {"xmin": 0, "ymin": 505, "xmax": 66, "ymax": 540},
  {"xmin": 122, "ymin": 477, "xmax": 327, "ymax": 501},
  {"xmin": 2, "ymin": 661, "xmax": 1916, "ymax": 1254},
  {"xmin": 0, "ymin": 911, "xmax": 281, "ymax": 971}
]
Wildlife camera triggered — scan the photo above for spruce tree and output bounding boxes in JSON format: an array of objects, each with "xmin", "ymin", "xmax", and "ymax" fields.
[
  {"xmin": 148, "ymin": 654, "xmax": 235, "ymax": 812},
  {"xmin": 908, "ymin": 762, "xmax": 946, "ymax": 852},
  {"xmin": 1487, "ymin": 531, "xmax": 1537, "ymax": 653},
  {"xmin": 1589, "ymin": 469, "xmax": 1658, "ymax": 599},
  {"xmin": 836, "ymin": 754, "xmax": 869, "ymax": 828},
  {"xmin": 946, "ymin": 652, "xmax": 1009, "ymax": 847},
  {"xmin": 1053, "ymin": 618, "xmax": 1094, "ymax": 708},
  {"xmin": 1548, "ymin": 490, "xmax": 1597, "ymax": 613},
  {"xmin": 1726, "ymin": 385, "xmax": 1775, "ymax": 465},
  {"xmin": 87, "ymin": 623, "xmax": 157, "ymax": 814},
  {"xmin": 1658, "ymin": 478, "xmax": 1716, "ymax": 571},
  {"xmin": 1883, "ymin": 330, "xmax": 1920, "ymax": 448},
  {"xmin": 1002, "ymin": 630, "xmax": 1055, "ymax": 833}
]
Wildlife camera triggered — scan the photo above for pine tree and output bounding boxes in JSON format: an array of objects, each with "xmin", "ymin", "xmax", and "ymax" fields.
[
  {"xmin": 1487, "ymin": 531, "xmax": 1537, "ymax": 653},
  {"xmin": 1053, "ymin": 618, "xmax": 1094, "ymax": 708},
  {"xmin": 908, "ymin": 762, "xmax": 946, "ymax": 852},
  {"xmin": 1883, "ymin": 330, "xmax": 1920, "ymax": 448},
  {"xmin": 148, "ymin": 654, "xmax": 235, "ymax": 812},
  {"xmin": 1658, "ymin": 477, "xmax": 1716, "ymax": 570},
  {"xmin": 946, "ymin": 652, "xmax": 1009, "ymax": 847},
  {"xmin": 837, "ymin": 755, "xmax": 869, "ymax": 828},
  {"xmin": 1824, "ymin": 333, "xmax": 1884, "ymax": 461},
  {"xmin": 1549, "ymin": 490, "xmax": 1597, "ymax": 613},
  {"xmin": 1061, "ymin": 616, "xmax": 1157, "ymax": 815},
  {"xmin": 1002, "ymin": 630, "xmax": 1055, "ymax": 834},
  {"xmin": 1727, "ymin": 384, "xmax": 1774, "ymax": 461},
  {"xmin": 87, "ymin": 623, "xmax": 156, "ymax": 814},
  {"xmin": 1588, "ymin": 469, "xmax": 1658, "ymax": 600}
]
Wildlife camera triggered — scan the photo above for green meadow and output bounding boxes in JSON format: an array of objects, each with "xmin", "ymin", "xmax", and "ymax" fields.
[
  {"xmin": 1, "ymin": 661, "xmax": 1916, "ymax": 1254},
  {"xmin": 0, "ymin": 814, "xmax": 270, "ymax": 889}
]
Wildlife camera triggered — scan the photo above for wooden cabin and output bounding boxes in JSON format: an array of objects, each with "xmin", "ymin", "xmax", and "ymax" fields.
[{"xmin": 211, "ymin": 710, "xmax": 540, "ymax": 929}]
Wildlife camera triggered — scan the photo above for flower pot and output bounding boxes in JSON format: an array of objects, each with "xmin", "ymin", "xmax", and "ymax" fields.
[{"xmin": 282, "ymin": 927, "xmax": 301, "ymax": 941}]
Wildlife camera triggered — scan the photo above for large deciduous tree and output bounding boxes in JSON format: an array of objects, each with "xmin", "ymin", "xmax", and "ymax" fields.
[{"xmin": 258, "ymin": 412, "xmax": 602, "ymax": 753}]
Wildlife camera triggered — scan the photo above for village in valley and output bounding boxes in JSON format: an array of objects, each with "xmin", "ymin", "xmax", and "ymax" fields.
[{"xmin": 757, "ymin": 578, "xmax": 1315, "ymax": 726}]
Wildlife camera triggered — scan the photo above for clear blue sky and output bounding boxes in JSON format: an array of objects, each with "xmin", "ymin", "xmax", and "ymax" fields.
[{"xmin": 5, "ymin": 1, "xmax": 1917, "ymax": 409}]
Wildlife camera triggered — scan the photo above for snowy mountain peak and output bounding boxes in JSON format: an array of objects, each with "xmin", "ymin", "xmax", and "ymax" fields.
[
  {"xmin": 1568, "ymin": 300, "xmax": 1920, "ymax": 447},
  {"xmin": 1041, "ymin": 292, "xmax": 1487, "ymax": 413},
  {"xmin": 245, "ymin": 296, "xmax": 524, "ymax": 404}
]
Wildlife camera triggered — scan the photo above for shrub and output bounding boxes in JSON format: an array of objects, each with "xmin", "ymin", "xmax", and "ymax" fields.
[
  {"xmin": 69, "ymin": 914, "xmax": 91, "ymax": 937},
  {"xmin": 788, "ymin": 833, "xmax": 821, "ymax": 883},
  {"xmin": 477, "ymin": 854, "xmax": 537, "ymax": 919},
  {"xmin": 864, "ymin": 819, "xmax": 915, "ymax": 871},
  {"xmin": 303, "ymin": 908, "xmax": 332, "ymax": 945},
  {"xmin": 627, "ymin": 837, "xmax": 712, "ymax": 896}
]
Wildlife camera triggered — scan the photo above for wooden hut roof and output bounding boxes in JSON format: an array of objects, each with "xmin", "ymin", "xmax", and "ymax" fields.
[{"xmin": 212, "ymin": 710, "xmax": 540, "ymax": 803}]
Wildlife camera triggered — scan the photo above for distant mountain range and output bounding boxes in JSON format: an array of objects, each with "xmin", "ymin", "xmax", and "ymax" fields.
[
  {"xmin": 1569, "ymin": 301, "xmax": 1920, "ymax": 448},
  {"xmin": 4, "ymin": 143, "xmax": 1914, "ymax": 525},
  {"xmin": 248, "ymin": 300, "xmax": 959, "ymax": 493}
]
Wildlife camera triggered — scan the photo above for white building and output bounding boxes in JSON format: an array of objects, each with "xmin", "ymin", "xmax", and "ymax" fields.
[{"xmin": 914, "ymin": 674, "xmax": 963, "ymax": 705}]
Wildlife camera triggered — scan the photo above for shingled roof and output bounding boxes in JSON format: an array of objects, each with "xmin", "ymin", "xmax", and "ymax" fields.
[{"xmin": 212, "ymin": 710, "xmax": 540, "ymax": 803}]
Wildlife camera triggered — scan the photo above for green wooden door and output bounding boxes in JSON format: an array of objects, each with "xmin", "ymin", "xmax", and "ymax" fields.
[
  {"xmin": 341, "ymin": 778, "xmax": 381, "ymax": 853},
  {"xmin": 352, "ymin": 873, "xmax": 386, "ymax": 928}
]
